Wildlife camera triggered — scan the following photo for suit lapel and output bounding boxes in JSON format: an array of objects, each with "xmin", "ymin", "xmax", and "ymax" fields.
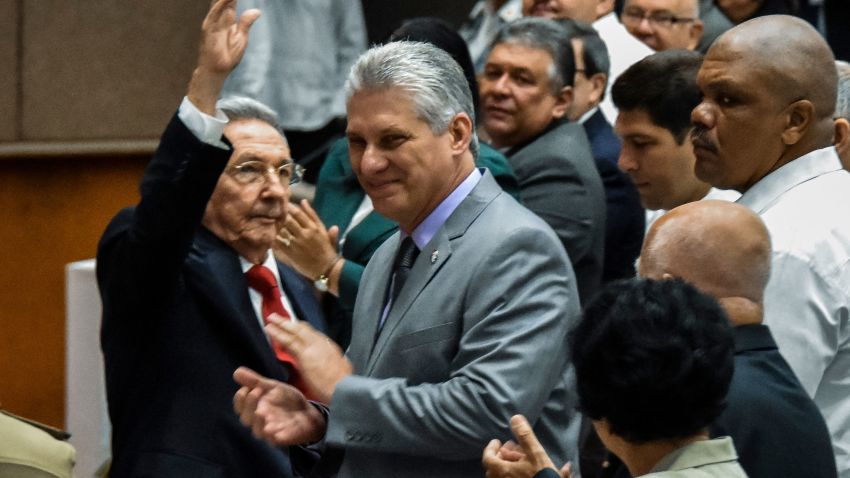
[
  {"xmin": 185, "ymin": 228, "xmax": 286, "ymax": 380},
  {"xmin": 363, "ymin": 172, "xmax": 501, "ymax": 374}
]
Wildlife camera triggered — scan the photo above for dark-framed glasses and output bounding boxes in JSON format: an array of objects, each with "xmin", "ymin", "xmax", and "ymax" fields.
[
  {"xmin": 621, "ymin": 7, "xmax": 696, "ymax": 28},
  {"xmin": 228, "ymin": 160, "xmax": 305, "ymax": 186}
]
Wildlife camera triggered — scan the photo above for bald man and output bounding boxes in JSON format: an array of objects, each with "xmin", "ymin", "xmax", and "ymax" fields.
[
  {"xmin": 481, "ymin": 201, "xmax": 837, "ymax": 478},
  {"xmin": 639, "ymin": 200, "xmax": 837, "ymax": 478},
  {"xmin": 691, "ymin": 16, "xmax": 850, "ymax": 476}
]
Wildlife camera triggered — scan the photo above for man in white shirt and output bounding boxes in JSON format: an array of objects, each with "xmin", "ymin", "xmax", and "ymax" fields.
[
  {"xmin": 691, "ymin": 15, "xmax": 850, "ymax": 476},
  {"xmin": 522, "ymin": 0, "xmax": 653, "ymax": 123}
]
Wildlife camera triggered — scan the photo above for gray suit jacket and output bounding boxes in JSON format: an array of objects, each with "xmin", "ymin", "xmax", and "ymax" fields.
[
  {"xmin": 322, "ymin": 171, "xmax": 582, "ymax": 478},
  {"xmin": 508, "ymin": 120, "xmax": 606, "ymax": 305}
]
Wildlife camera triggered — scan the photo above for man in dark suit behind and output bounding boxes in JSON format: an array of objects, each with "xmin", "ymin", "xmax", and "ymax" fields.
[
  {"xmin": 96, "ymin": 2, "xmax": 325, "ymax": 476},
  {"xmin": 479, "ymin": 17, "xmax": 606, "ymax": 304}
]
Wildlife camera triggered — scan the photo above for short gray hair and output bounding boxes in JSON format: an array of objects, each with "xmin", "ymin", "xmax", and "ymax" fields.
[
  {"xmin": 345, "ymin": 41, "xmax": 479, "ymax": 158},
  {"xmin": 493, "ymin": 17, "xmax": 575, "ymax": 92},
  {"xmin": 217, "ymin": 96, "xmax": 286, "ymax": 144},
  {"xmin": 836, "ymin": 60, "xmax": 850, "ymax": 119}
]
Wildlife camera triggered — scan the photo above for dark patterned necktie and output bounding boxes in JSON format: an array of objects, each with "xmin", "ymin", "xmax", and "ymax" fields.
[{"xmin": 390, "ymin": 237, "xmax": 420, "ymax": 306}]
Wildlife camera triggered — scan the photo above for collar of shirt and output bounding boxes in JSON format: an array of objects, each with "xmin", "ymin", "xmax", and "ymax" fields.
[
  {"xmin": 239, "ymin": 251, "xmax": 300, "ymax": 324},
  {"xmin": 403, "ymin": 168, "xmax": 483, "ymax": 249},
  {"xmin": 737, "ymin": 146, "xmax": 843, "ymax": 214}
]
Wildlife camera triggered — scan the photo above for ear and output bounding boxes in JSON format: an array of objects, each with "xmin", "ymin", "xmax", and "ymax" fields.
[
  {"xmin": 688, "ymin": 20, "xmax": 705, "ymax": 50},
  {"xmin": 780, "ymin": 99, "xmax": 814, "ymax": 146},
  {"xmin": 834, "ymin": 117, "xmax": 850, "ymax": 170},
  {"xmin": 551, "ymin": 85, "xmax": 574, "ymax": 120},
  {"xmin": 588, "ymin": 73, "xmax": 608, "ymax": 106},
  {"xmin": 448, "ymin": 112, "xmax": 474, "ymax": 156}
]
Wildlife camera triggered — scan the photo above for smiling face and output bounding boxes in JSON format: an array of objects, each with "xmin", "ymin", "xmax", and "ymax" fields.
[
  {"xmin": 203, "ymin": 119, "xmax": 291, "ymax": 263},
  {"xmin": 690, "ymin": 41, "xmax": 788, "ymax": 192},
  {"xmin": 480, "ymin": 42, "xmax": 570, "ymax": 148},
  {"xmin": 616, "ymin": 109, "xmax": 710, "ymax": 210},
  {"xmin": 346, "ymin": 87, "xmax": 474, "ymax": 233}
]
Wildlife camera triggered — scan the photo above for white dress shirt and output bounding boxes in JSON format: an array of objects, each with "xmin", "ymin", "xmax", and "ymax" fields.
[{"xmin": 737, "ymin": 146, "xmax": 850, "ymax": 476}]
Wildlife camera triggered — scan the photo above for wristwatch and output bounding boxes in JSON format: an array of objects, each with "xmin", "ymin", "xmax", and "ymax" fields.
[{"xmin": 314, "ymin": 254, "xmax": 342, "ymax": 292}]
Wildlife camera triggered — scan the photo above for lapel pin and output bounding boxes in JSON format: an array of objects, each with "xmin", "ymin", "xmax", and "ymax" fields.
[{"xmin": 430, "ymin": 250, "xmax": 439, "ymax": 264}]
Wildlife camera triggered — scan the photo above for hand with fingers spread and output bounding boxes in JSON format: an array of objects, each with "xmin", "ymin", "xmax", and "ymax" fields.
[
  {"xmin": 274, "ymin": 199, "xmax": 344, "ymax": 294},
  {"xmin": 265, "ymin": 315, "xmax": 353, "ymax": 404},
  {"xmin": 482, "ymin": 415, "xmax": 571, "ymax": 478},
  {"xmin": 233, "ymin": 367, "xmax": 327, "ymax": 446},
  {"xmin": 188, "ymin": 0, "xmax": 262, "ymax": 115}
]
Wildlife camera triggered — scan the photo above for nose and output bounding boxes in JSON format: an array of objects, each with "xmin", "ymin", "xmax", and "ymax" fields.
[
  {"xmin": 618, "ymin": 147, "xmax": 638, "ymax": 173},
  {"xmin": 260, "ymin": 170, "xmax": 287, "ymax": 200},
  {"xmin": 636, "ymin": 16, "xmax": 654, "ymax": 33},
  {"xmin": 358, "ymin": 143, "xmax": 388, "ymax": 176},
  {"xmin": 691, "ymin": 100, "xmax": 714, "ymax": 131},
  {"xmin": 490, "ymin": 73, "xmax": 511, "ymax": 97}
]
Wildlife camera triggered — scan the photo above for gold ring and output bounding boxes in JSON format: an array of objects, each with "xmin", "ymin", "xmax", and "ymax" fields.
[{"xmin": 277, "ymin": 235, "xmax": 291, "ymax": 247}]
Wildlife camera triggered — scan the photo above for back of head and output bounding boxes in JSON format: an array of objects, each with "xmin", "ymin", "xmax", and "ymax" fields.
[
  {"xmin": 558, "ymin": 18, "xmax": 610, "ymax": 78},
  {"xmin": 640, "ymin": 200, "xmax": 772, "ymax": 306},
  {"xmin": 836, "ymin": 60, "xmax": 850, "ymax": 120},
  {"xmin": 345, "ymin": 41, "xmax": 479, "ymax": 157},
  {"xmin": 612, "ymin": 49, "xmax": 703, "ymax": 143},
  {"xmin": 572, "ymin": 278, "xmax": 735, "ymax": 443},
  {"xmin": 494, "ymin": 17, "xmax": 576, "ymax": 89},
  {"xmin": 389, "ymin": 17, "xmax": 482, "ymax": 118}
]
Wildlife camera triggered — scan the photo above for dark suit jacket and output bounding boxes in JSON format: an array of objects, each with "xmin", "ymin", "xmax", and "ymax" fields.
[
  {"xmin": 711, "ymin": 324, "xmax": 837, "ymax": 478},
  {"xmin": 583, "ymin": 110, "xmax": 645, "ymax": 283},
  {"xmin": 603, "ymin": 324, "xmax": 838, "ymax": 478},
  {"xmin": 507, "ymin": 119, "xmax": 606, "ymax": 304},
  {"xmin": 97, "ymin": 114, "xmax": 325, "ymax": 478},
  {"xmin": 312, "ymin": 137, "xmax": 520, "ymax": 347}
]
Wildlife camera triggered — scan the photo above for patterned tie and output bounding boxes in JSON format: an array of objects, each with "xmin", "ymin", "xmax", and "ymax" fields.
[
  {"xmin": 245, "ymin": 265, "xmax": 311, "ymax": 396},
  {"xmin": 390, "ymin": 237, "xmax": 420, "ymax": 307}
]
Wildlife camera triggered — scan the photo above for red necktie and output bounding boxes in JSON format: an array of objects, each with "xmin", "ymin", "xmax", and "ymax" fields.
[{"xmin": 245, "ymin": 265, "xmax": 311, "ymax": 396}]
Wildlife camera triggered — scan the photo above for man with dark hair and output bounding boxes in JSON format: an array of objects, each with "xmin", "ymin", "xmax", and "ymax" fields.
[
  {"xmin": 484, "ymin": 278, "xmax": 746, "ymax": 477},
  {"xmin": 96, "ymin": 1, "xmax": 326, "ymax": 476},
  {"xmin": 613, "ymin": 49, "xmax": 738, "ymax": 230},
  {"xmin": 691, "ymin": 17, "xmax": 850, "ymax": 473},
  {"xmin": 559, "ymin": 19, "xmax": 644, "ymax": 283},
  {"xmin": 480, "ymin": 17, "xmax": 606, "ymax": 304}
]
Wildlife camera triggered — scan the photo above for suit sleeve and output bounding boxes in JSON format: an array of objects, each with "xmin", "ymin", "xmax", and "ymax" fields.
[
  {"xmin": 325, "ymin": 225, "xmax": 579, "ymax": 459},
  {"xmin": 96, "ymin": 114, "xmax": 230, "ymax": 315}
]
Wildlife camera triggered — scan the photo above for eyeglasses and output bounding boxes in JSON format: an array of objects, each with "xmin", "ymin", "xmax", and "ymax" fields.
[
  {"xmin": 621, "ymin": 8, "xmax": 696, "ymax": 28},
  {"xmin": 227, "ymin": 160, "xmax": 305, "ymax": 186}
]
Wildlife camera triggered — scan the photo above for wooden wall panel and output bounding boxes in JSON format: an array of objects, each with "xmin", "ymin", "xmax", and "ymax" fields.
[
  {"xmin": 21, "ymin": 1, "xmax": 208, "ymax": 141},
  {"xmin": 0, "ymin": 156, "xmax": 147, "ymax": 427},
  {"xmin": 0, "ymin": 0, "xmax": 18, "ymax": 141}
]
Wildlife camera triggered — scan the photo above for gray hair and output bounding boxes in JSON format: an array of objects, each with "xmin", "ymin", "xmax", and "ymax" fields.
[
  {"xmin": 493, "ymin": 17, "xmax": 576, "ymax": 92},
  {"xmin": 345, "ymin": 41, "xmax": 479, "ymax": 158},
  {"xmin": 217, "ymin": 96, "xmax": 286, "ymax": 144},
  {"xmin": 836, "ymin": 60, "xmax": 850, "ymax": 119}
]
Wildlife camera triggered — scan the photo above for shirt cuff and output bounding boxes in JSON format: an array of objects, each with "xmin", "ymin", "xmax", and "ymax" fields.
[{"xmin": 177, "ymin": 96, "xmax": 229, "ymax": 148}]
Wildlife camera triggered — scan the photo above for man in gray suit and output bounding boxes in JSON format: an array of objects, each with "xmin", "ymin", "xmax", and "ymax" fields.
[
  {"xmin": 233, "ymin": 41, "xmax": 582, "ymax": 478},
  {"xmin": 479, "ymin": 17, "xmax": 606, "ymax": 304}
]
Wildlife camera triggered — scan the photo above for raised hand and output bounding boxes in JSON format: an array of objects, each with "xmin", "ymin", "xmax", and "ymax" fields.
[
  {"xmin": 233, "ymin": 367, "xmax": 327, "ymax": 446},
  {"xmin": 275, "ymin": 199, "xmax": 342, "ymax": 291},
  {"xmin": 188, "ymin": 0, "xmax": 261, "ymax": 114},
  {"xmin": 482, "ymin": 415, "xmax": 570, "ymax": 478}
]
